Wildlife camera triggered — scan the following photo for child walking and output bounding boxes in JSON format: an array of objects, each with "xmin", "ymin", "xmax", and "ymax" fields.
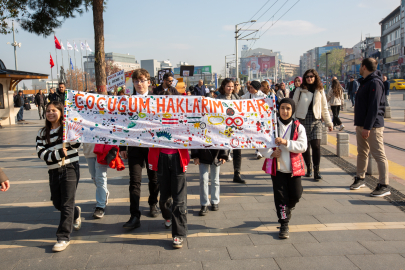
[
  {"xmin": 36, "ymin": 101, "xmax": 82, "ymax": 252},
  {"xmin": 260, "ymin": 98, "xmax": 307, "ymax": 239},
  {"xmin": 191, "ymin": 149, "xmax": 228, "ymax": 216}
]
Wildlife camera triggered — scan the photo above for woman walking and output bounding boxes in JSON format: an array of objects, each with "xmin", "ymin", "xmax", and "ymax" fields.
[
  {"xmin": 327, "ymin": 79, "xmax": 345, "ymax": 131},
  {"xmin": 289, "ymin": 77, "xmax": 302, "ymax": 98},
  {"xmin": 36, "ymin": 101, "xmax": 82, "ymax": 252},
  {"xmin": 293, "ymin": 69, "xmax": 333, "ymax": 180}
]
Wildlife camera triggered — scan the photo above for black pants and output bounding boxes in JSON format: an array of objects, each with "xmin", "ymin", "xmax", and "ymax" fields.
[
  {"xmin": 233, "ymin": 149, "xmax": 242, "ymax": 172},
  {"xmin": 128, "ymin": 148, "xmax": 158, "ymax": 219},
  {"xmin": 331, "ymin": 106, "xmax": 342, "ymax": 126},
  {"xmin": 38, "ymin": 104, "xmax": 45, "ymax": 119},
  {"xmin": 271, "ymin": 171, "xmax": 303, "ymax": 224},
  {"xmin": 48, "ymin": 162, "xmax": 80, "ymax": 241},
  {"xmin": 302, "ymin": 139, "xmax": 321, "ymax": 167},
  {"xmin": 157, "ymin": 153, "xmax": 187, "ymax": 238}
]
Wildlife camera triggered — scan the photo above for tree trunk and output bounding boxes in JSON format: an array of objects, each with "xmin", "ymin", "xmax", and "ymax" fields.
[{"xmin": 93, "ymin": 0, "xmax": 106, "ymax": 93}]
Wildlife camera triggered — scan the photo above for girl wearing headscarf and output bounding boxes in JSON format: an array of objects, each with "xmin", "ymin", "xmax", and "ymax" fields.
[
  {"xmin": 289, "ymin": 76, "xmax": 302, "ymax": 98},
  {"xmin": 259, "ymin": 98, "xmax": 307, "ymax": 239}
]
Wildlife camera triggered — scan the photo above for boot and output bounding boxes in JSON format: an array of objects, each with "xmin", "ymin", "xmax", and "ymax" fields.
[
  {"xmin": 305, "ymin": 163, "xmax": 312, "ymax": 177},
  {"xmin": 314, "ymin": 165, "xmax": 323, "ymax": 181},
  {"xmin": 233, "ymin": 171, "xmax": 246, "ymax": 184}
]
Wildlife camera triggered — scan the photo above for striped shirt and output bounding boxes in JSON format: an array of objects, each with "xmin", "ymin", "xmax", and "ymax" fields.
[{"xmin": 36, "ymin": 127, "xmax": 81, "ymax": 170}]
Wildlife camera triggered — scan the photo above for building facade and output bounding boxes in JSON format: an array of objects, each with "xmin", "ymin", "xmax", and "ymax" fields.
[
  {"xmin": 380, "ymin": 6, "xmax": 402, "ymax": 79},
  {"xmin": 31, "ymin": 79, "xmax": 59, "ymax": 91}
]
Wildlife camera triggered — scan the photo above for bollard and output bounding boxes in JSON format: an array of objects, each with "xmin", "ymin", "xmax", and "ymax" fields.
[
  {"xmin": 384, "ymin": 107, "xmax": 391, "ymax": 118},
  {"xmin": 337, "ymin": 133, "xmax": 349, "ymax": 157},
  {"xmin": 342, "ymin": 102, "xmax": 347, "ymax": 111},
  {"xmin": 321, "ymin": 124, "xmax": 328, "ymax": 145},
  {"xmin": 367, "ymin": 155, "xmax": 378, "ymax": 175}
]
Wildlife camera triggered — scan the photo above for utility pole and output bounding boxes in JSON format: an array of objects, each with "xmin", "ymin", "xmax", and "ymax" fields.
[
  {"xmin": 326, "ymin": 52, "xmax": 331, "ymax": 90},
  {"xmin": 7, "ymin": 21, "xmax": 22, "ymax": 90},
  {"xmin": 235, "ymin": 20, "xmax": 257, "ymax": 84}
]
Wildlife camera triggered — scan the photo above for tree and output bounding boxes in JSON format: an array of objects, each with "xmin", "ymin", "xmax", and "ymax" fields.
[
  {"xmin": 66, "ymin": 68, "xmax": 95, "ymax": 91},
  {"xmin": 0, "ymin": 0, "xmax": 107, "ymax": 93},
  {"xmin": 105, "ymin": 60, "xmax": 120, "ymax": 76},
  {"xmin": 318, "ymin": 49, "xmax": 346, "ymax": 77}
]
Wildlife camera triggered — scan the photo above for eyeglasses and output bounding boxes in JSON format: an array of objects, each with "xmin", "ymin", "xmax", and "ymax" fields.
[
  {"xmin": 133, "ymin": 80, "xmax": 148, "ymax": 85},
  {"xmin": 235, "ymin": 84, "xmax": 239, "ymax": 86},
  {"xmin": 165, "ymin": 80, "xmax": 174, "ymax": 83},
  {"xmin": 305, "ymin": 75, "xmax": 315, "ymax": 79}
]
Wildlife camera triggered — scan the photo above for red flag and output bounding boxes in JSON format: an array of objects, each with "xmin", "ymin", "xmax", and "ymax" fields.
[
  {"xmin": 54, "ymin": 35, "xmax": 62, "ymax": 50},
  {"xmin": 50, "ymin": 54, "xmax": 55, "ymax": 68}
]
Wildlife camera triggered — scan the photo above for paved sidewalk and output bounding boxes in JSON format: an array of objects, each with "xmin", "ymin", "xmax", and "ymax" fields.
[{"xmin": 1, "ymin": 110, "xmax": 405, "ymax": 269}]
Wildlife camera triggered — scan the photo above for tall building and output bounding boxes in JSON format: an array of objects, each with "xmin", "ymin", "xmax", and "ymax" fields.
[
  {"xmin": 299, "ymin": 42, "xmax": 342, "ymax": 74},
  {"xmin": 380, "ymin": 6, "xmax": 401, "ymax": 79},
  {"xmin": 84, "ymin": 52, "xmax": 140, "ymax": 80},
  {"xmin": 239, "ymin": 47, "xmax": 283, "ymax": 80}
]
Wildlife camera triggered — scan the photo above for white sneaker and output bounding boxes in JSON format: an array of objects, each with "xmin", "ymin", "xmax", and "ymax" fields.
[
  {"xmin": 228, "ymin": 154, "xmax": 233, "ymax": 161},
  {"xmin": 52, "ymin": 240, "xmax": 70, "ymax": 252},
  {"xmin": 339, "ymin": 124, "xmax": 345, "ymax": 131},
  {"xmin": 173, "ymin": 237, "xmax": 183, "ymax": 249},
  {"xmin": 73, "ymin": 206, "xmax": 81, "ymax": 231},
  {"xmin": 106, "ymin": 191, "xmax": 110, "ymax": 206},
  {"xmin": 165, "ymin": 219, "xmax": 172, "ymax": 228},
  {"xmin": 256, "ymin": 152, "xmax": 263, "ymax": 160}
]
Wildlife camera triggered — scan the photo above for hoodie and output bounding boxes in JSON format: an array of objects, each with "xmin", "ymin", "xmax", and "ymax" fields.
[{"xmin": 354, "ymin": 70, "xmax": 385, "ymax": 130}]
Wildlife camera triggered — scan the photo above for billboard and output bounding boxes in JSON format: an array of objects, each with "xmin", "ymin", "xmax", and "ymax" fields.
[
  {"xmin": 173, "ymin": 66, "xmax": 212, "ymax": 76},
  {"xmin": 241, "ymin": 56, "xmax": 275, "ymax": 75},
  {"xmin": 318, "ymin": 46, "xmax": 342, "ymax": 58}
]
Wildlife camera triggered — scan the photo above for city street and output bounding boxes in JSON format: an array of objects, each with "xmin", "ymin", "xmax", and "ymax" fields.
[{"xmin": 1, "ymin": 102, "xmax": 405, "ymax": 270}]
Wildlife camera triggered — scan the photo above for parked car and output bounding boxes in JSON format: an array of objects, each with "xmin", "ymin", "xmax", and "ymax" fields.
[{"xmin": 389, "ymin": 79, "xmax": 405, "ymax": 90}]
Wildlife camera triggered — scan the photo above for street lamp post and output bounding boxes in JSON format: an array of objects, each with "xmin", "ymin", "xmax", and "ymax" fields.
[
  {"xmin": 235, "ymin": 20, "xmax": 257, "ymax": 83},
  {"xmin": 326, "ymin": 52, "xmax": 331, "ymax": 90},
  {"xmin": 225, "ymin": 54, "xmax": 235, "ymax": 78},
  {"xmin": 6, "ymin": 21, "xmax": 22, "ymax": 90}
]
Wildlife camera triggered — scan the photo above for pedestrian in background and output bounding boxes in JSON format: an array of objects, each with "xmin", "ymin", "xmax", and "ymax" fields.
[
  {"xmin": 350, "ymin": 58, "xmax": 390, "ymax": 197},
  {"xmin": 34, "ymin": 90, "xmax": 47, "ymax": 120},
  {"xmin": 36, "ymin": 101, "xmax": 82, "ymax": 252},
  {"xmin": 193, "ymin": 80, "xmax": 206, "ymax": 96},
  {"xmin": 276, "ymin": 82, "xmax": 289, "ymax": 101},
  {"xmin": 327, "ymin": 79, "xmax": 345, "ymax": 131},
  {"xmin": 347, "ymin": 76, "xmax": 359, "ymax": 108},
  {"xmin": 260, "ymin": 80, "xmax": 274, "ymax": 96},
  {"xmin": 48, "ymin": 88, "xmax": 56, "ymax": 102},
  {"xmin": 192, "ymin": 147, "xmax": 228, "ymax": 216},
  {"xmin": 293, "ymin": 69, "xmax": 333, "ymax": 180},
  {"xmin": 289, "ymin": 77, "xmax": 302, "ymax": 98},
  {"xmin": 14, "ymin": 90, "xmax": 24, "ymax": 122},
  {"xmin": 383, "ymin": 75, "xmax": 390, "ymax": 107},
  {"xmin": 154, "ymin": 73, "xmax": 179, "ymax": 95},
  {"xmin": 259, "ymin": 99, "xmax": 307, "ymax": 239},
  {"xmin": 0, "ymin": 168, "xmax": 10, "ymax": 192},
  {"xmin": 53, "ymin": 83, "xmax": 66, "ymax": 105}
]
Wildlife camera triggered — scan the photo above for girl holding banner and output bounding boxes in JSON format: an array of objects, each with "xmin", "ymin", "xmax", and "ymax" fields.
[
  {"xmin": 260, "ymin": 99, "xmax": 307, "ymax": 239},
  {"xmin": 36, "ymin": 101, "xmax": 82, "ymax": 252}
]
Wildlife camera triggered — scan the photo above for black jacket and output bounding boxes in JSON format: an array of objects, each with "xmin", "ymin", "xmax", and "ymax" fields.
[
  {"xmin": 193, "ymin": 85, "xmax": 206, "ymax": 96},
  {"xmin": 153, "ymin": 85, "xmax": 179, "ymax": 96},
  {"xmin": 354, "ymin": 70, "xmax": 385, "ymax": 130},
  {"xmin": 383, "ymin": 81, "xmax": 390, "ymax": 96},
  {"xmin": 14, "ymin": 95, "xmax": 24, "ymax": 107},
  {"xmin": 52, "ymin": 91, "xmax": 65, "ymax": 104},
  {"xmin": 34, "ymin": 93, "xmax": 47, "ymax": 106},
  {"xmin": 191, "ymin": 149, "xmax": 229, "ymax": 165}
]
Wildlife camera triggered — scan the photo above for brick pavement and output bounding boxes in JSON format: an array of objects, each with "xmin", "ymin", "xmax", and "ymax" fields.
[{"xmin": 1, "ymin": 109, "xmax": 405, "ymax": 269}]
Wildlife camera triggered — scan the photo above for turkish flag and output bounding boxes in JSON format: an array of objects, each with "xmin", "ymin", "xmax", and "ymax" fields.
[
  {"xmin": 54, "ymin": 35, "xmax": 62, "ymax": 50},
  {"xmin": 50, "ymin": 54, "xmax": 55, "ymax": 68}
]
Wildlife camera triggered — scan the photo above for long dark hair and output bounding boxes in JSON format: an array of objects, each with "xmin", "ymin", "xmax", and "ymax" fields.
[
  {"xmin": 331, "ymin": 79, "xmax": 341, "ymax": 98},
  {"xmin": 40, "ymin": 101, "xmax": 64, "ymax": 144},
  {"xmin": 302, "ymin": 69, "xmax": 323, "ymax": 91},
  {"xmin": 218, "ymin": 78, "xmax": 234, "ymax": 95}
]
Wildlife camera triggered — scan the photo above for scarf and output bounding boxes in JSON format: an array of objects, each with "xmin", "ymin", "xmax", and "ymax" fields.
[{"xmin": 279, "ymin": 98, "xmax": 296, "ymax": 125}]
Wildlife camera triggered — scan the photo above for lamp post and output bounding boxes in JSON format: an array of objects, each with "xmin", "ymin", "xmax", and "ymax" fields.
[
  {"xmin": 326, "ymin": 52, "xmax": 331, "ymax": 90},
  {"xmin": 225, "ymin": 54, "xmax": 235, "ymax": 78},
  {"xmin": 6, "ymin": 21, "xmax": 22, "ymax": 90},
  {"xmin": 235, "ymin": 20, "xmax": 258, "ymax": 84}
]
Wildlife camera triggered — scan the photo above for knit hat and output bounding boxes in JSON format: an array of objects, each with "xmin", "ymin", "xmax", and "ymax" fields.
[{"xmin": 250, "ymin": 81, "xmax": 261, "ymax": 90}]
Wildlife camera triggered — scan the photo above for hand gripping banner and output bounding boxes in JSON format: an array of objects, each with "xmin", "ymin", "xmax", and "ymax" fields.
[{"xmin": 64, "ymin": 90, "xmax": 278, "ymax": 149}]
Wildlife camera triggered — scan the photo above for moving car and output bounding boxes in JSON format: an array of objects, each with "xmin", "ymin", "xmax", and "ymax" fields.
[{"xmin": 389, "ymin": 79, "xmax": 405, "ymax": 90}]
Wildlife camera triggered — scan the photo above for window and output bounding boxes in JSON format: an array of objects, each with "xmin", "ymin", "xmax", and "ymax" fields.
[{"xmin": 0, "ymin": 83, "xmax": 4, "ymax": 109}]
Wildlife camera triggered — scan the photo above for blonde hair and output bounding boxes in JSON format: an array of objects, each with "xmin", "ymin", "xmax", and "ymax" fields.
[{"xmin": 260, "ymin": 81, "xmax": 273, "ymax": 95}]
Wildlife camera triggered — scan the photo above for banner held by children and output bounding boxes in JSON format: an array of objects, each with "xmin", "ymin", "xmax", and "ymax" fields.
[
  {"xmin": 64, "ymin": 90, "xmax": 278, "ymax": 149},
  {"xmin": 107, "ymin": 70, "xmax": 125, "ymax": 92}
]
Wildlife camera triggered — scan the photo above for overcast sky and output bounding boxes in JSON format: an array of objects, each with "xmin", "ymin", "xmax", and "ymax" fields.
[{"xmin": 0, "ymin": 0, "xmax": 400, "ymax": 87}]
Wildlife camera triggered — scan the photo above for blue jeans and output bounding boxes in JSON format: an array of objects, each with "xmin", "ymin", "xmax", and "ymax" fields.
[
  {"xmin": 17, "ymin": 106, "xmax": 24, "ymax": 121},
  {"xmin": 350, "ymin": 93, "xmax": 355, "ymax": 106},
  {"xmin": 199, "ymin": 163, "xmax": 220, "ymax": 206},
  {"xmin": 86, "ymin": 157, "xmax": 109, "ymax": 208}
]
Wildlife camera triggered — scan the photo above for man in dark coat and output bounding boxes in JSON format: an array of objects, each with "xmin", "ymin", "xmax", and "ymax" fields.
[
  {"xmin": 153, "ymin": 73, "xmax": 179, "ymax": 95},
  {"xmin": 52, "ymin": 83, "xmax": 66, "ymax": 104},
  {"xmin": 383, "ymin": 75, "xmax": 390, "ymax": 107},
  {"xmin": 350, "ymin": 58, "xmax": 390, "ymax": 198},
  {"xmin": 193, "ymin": 80, "xmax": 207, "ymax": 96},
  {"xmin": 346, "ymin": 76, "xmax": 359, "ymax": 107},
  {"xmin": 34, "ymin": 90, "xmax": 47, "ymax": 119},
  {"xmin": 14, "ymin": 90, "xmax": 24, "ymax": 122}
]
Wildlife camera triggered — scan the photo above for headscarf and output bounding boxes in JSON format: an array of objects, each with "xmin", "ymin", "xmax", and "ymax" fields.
[
  {"xmin": 294, "ymin": 76, "xmax": 303, "ymax": 85},
  {"xmin": 250, "ymin": 81, "xmax": 261, "ymax": 91},
  {"xmin": 279, "ymin": 98, "xmax": 295, "ymax": 125}
]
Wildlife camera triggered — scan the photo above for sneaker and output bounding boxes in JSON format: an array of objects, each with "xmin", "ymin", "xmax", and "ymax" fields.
[
  {"xmin": 73, "ymin": 206, "xmax": 81, "ymax": 231},
  {"xmin": 173, "ymin": 237, "xmax": 183, "ymax": 249},
  {"xmin": 339, "ymin": 124, "xmax": 345, "ymax": 131},
  {"xmin": 165, "ymin": 219, "xmax": 172, "ymax": 229},
  {"xmin": 199, "ymin": 206, "xmax": 209, "ymax": 216},
  {"xmin": 228, "ymin": 154, "xmax": 233, "ymax": 162},
  {"xmin": 105, "ymin": 190, "xmax": 110, "ymax": 206},
  {"xmin": 211, "ymin": 204, "xmax": 219, "ymax": 211},
  {"xmin": 256, "ymin": 153, "xmax": 263, "ymax": 159},
  {"xmin": 278, "ymin": 224, "xmax": 289, "ymax": 239},
  {"xmin": 93, "ymin": 207, "xmax": 105, "ymax": 219},
  {"xmin": 350, "ymin": 177, "xmax": 366, "ymax": 190},
  {"xmin": 370, "ymin": 184, "xmax": 391, "ymax": 197},
  {"xmin": 52, "ymin": 240, "xmax": 70, "ymax": 252},
  {"xmin": 150, "ymin": 204, "xmax": 159, "ymax": 218}
]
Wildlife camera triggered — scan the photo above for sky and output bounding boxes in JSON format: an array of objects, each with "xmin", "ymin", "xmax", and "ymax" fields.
[{"xmin": 0, "ymin": 0, "xmax": 401, "ymax": 88}]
